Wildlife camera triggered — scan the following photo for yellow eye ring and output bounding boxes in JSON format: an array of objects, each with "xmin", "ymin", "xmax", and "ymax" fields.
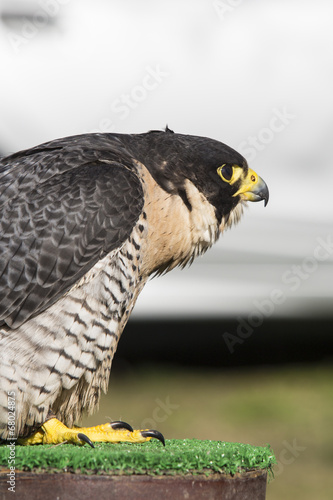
[{"xmin": 217, "ymin": 164, "xmax": 234, "ymax": 183}]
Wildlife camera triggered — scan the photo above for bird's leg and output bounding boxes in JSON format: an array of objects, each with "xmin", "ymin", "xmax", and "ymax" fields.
[{"xmin": 18, "ymin": 417, "xmax": 165, "ymax": 447}]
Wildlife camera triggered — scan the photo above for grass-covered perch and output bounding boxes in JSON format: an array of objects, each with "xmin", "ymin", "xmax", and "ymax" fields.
[{"xmin": 0, "ymin": 439, "xmax": 276, "ymax": 476}]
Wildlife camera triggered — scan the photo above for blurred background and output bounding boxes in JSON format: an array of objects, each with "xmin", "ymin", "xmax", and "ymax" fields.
[{"xmin": 0, "ymin": 0, "xmax": 332, "ymax": 498}]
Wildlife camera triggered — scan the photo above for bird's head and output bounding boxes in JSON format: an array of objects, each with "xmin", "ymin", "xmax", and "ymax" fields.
[{"xmin": 131, "ymin": 129, "xmax": 269, "ymax": 230}]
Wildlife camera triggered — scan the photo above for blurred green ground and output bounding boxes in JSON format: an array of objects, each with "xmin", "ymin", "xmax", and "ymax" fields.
[{"xmin": 82, "ymin": 364, "xmax": 333, "ymax": 500}]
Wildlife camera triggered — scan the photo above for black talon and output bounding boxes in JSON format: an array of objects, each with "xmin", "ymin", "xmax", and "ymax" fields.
[
  {"xmin": 77, "ymin": 432, "xmax": 95, "ymax": 448},
  {"xmin": 110, "ymin": 420, "xmax": 134, "ymax": 432},
  {"xmin": 141, "ymin": 430, "xmax": 165, "ymax": 447}
]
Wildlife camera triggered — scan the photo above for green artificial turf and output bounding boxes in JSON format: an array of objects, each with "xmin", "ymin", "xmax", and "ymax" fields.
[{"xmin": 0, "ymin": 439, "xmax": 276, "ymax": 476}]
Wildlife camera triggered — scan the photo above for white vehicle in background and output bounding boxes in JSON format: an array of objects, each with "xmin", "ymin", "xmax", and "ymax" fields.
[{"xmin": 0, "ymin": 0, "xmax": 332, "ymax": 322}]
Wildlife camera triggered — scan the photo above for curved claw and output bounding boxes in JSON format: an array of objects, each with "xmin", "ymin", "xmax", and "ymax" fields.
[
  {"xmin": 110, "ymin": 420, "xmax": 134, "ymax": 432},
  {"xmin": 77, "ymin": 432, "xmax": 95, "ymax": 448},
  {"xmin": 141, "ymin": 429, "xmax": 165, "ymax": 447}
]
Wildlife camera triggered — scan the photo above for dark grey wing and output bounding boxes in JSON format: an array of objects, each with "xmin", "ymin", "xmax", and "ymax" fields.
[{"xmin": 0, "ymin": 144, "xmax": 144, "ymax": 329}]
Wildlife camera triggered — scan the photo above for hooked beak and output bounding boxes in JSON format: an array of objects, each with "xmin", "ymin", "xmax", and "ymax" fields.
[{"xmin": 233, "ymin": 168, "xmax": 269, "ymax": 206}]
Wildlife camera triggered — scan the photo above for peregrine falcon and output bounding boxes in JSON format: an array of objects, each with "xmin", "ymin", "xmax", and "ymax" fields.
[{"xmin": 0, "ymin": 128, "xmax": 268, "ymax": 446}]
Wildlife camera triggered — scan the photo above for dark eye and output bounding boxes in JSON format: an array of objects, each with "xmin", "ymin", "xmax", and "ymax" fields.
[
  {"xmin": 222, "ymin": 165, "xmax": 233, "ymax": 180},
  {"xmin": 218, "ymin": 164, "xmax": 233, "ymax": 182}
]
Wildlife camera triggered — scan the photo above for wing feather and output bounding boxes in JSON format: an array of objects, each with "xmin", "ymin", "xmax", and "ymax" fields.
[{"xmin": 0, "ymin": 136, "xmax": 144, "ymax": 328}]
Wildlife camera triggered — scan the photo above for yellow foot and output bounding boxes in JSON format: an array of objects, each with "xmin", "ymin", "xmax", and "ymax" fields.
[{"xmin": 18, "ymin": 418, "xmax": 165, "ymax": 447}]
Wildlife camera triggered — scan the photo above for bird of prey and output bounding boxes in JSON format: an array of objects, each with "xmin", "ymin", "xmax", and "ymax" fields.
[{"xmin": 0, "ymin": 128, "xmax": 268, "ymax": 447}]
